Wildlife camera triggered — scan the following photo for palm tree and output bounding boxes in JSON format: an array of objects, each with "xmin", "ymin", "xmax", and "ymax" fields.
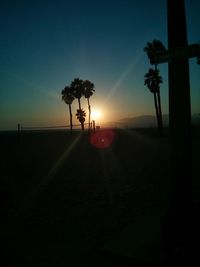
[
  {"xmin": 71, "ymin": 78, "xmax": 84, "ymax": 109},
  {"xmin": 70, "ymin": 78, "xmax": 84, "ymax": 130},
  {"xmin": 61, "ymin": 86, "xmax": 75, "ymax": 133},
  {"xmin": 76, "ymin": 108, "xmax": 86, "ymax": 131},
  {"xmin": 83, "ymin": 80, "xmax": 95, "ymax": 130},
  {"xmin": 144, "ymin": 40, "xmax": 166, "ymax": 134},
  {"xmin": 144, "ymin": 68, "xmax": 163, "ymax": 135},
  {"xmin": 144, "ymin": 39, "xmax": 166, "ymax": 63}
]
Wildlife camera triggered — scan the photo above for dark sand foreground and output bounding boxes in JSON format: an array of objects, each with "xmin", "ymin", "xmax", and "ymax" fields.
[{"xmin": 1, "ymin": 128, "xmax": 200, "ymax": 266}]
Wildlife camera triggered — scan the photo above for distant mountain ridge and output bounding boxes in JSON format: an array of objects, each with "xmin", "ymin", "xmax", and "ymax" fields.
[{"xmin": 115, "ymin": 114, "xmax": 200, "ymax": 128}]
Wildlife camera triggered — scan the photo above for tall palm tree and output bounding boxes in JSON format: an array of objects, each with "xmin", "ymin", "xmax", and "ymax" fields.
[
  {"xmin": 70, "ymin": 78, "xmax": 84, "ymax": 130},
  {"xmin": 70, "ymin": 78, "xmax": 84, "ymax": 109},
  {"xmin": 144, "ymin": 40, "xmax": 166, "ymax": 134},
  {"xmin": 144, "ymin": 39, "xmax": 166, "ymax": 62},
  {"xmin": 76, "ymin": 108, "xmax": 86, "ymax": 131},
  {"xmin": 61, "ymin": 86, "xmax": 75, "ymax": 133},
  {"xmin": 144, "ymin": 68, "xmax": 163, "ymax": 135},
  {"xmin": 83, "ymin": 80, "xmax": 95, "ymax": 130}
]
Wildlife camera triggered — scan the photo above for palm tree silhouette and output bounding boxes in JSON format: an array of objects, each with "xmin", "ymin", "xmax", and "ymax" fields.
[
  {"xmin": 144, "ymin": 39, "xmax": 166, "ymax": 62},
  {"xmin": 70, "ymin": 78, "xmax": 84, "ymax": 130},
  {"xmin": 76, "ymin": 108, "xmax": 86, "ymax": 131},
  {"xmin": 61, "ymin": 86, "xmax": 75, "ymax": 133},
  {"xmin": 83, "ymin": 80, "xmax": 95, "ymax": 130},
  {"xmin": 144, "ymin": 40, "xmax": 166, "ymax": 135},
  {"xmin": 144, "ymin": 68, "xmax": 163, "ymax": 135}
]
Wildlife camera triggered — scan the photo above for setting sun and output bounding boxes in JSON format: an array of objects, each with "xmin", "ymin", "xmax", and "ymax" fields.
[{"xmin": 91, "ymin": 109, "xmax": 102, "ymax": 121}]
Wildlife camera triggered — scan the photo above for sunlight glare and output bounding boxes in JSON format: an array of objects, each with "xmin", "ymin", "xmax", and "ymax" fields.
[{"xmin": 91, "ymin": 109, "xmax": 102, "ymax": 121}]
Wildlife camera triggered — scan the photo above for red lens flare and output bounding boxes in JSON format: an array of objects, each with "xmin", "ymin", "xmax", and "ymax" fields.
[{"xmin": 89, "ymin": 129, "xmax": 115, "ymax": 149}]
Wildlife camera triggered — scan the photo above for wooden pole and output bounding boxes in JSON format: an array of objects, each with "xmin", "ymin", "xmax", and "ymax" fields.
[
  {"xmin": 168, "ymin": 0, "xmax": 192, "ymax": 212},
  {"xmin": 92, "ymin": 120, "xmax": 95, "ymax": 132},
  {"xmin": 165, "ymin": 0, "xmax": 192, "ymax": 257}
]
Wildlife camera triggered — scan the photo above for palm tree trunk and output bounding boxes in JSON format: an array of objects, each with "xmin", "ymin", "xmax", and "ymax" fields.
[
  {"xmin": 154, "ymin": 64, "xmax": 163, "ymax": 136},
  {"xmin": 157, "ymin": 90, "xmax": 163, "ymax": 135},
  {"xmin": 78, "ymin": 98, "xmax": 84, "ymax": 131},
  {"xmin": 78, "ymin": 98, "xmax": 81, "ymax": 109},
  {"xmin": 153, "ymin": 92, "xmax": 161, "ymax": 136},
  {"xmin": 69, "ymin": 104, "xmax": 73, "ymax": 133},
  {"xmin": 87, "ymin": 98, "xmax": 91, "ymax": 130}
]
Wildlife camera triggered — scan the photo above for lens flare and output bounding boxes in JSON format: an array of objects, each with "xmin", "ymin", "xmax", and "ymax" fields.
[{"xmin": 89, "ymin": 129, "xmax": 115, "ymax": 149}]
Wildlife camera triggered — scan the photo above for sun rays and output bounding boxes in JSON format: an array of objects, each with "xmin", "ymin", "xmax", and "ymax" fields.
[{"xmin": 91, "ymin": 109, "xmax": 102, "ymax": 121}]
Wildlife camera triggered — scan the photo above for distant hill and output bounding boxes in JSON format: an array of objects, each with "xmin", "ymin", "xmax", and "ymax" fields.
[
  {"xmin": 116, "ymin": 115, "xmax": 169, "ymax": 128},
  {"xmin": 114, "ymin": 114, "xmax": 200, "ymax": 128}
]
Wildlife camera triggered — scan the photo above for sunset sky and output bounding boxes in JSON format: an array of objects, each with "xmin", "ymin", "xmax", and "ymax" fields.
[{"xmin": 1, "ymin": 0, "xmax": 200, "ymax": 130}]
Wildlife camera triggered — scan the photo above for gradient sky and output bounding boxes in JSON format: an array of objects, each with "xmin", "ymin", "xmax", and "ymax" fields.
[{"xmin": 1, "ymin": 0, "xmax": 200, "ymax": 130}]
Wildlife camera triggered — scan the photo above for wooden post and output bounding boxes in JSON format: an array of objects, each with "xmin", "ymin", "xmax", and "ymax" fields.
[
  {"xmin": 165, "ymin": 0, "xmax": 192, "ymax": 258},
  {"xmin": 168, "ymin": 0, "xmax": 192, "ymax": 212},
  {"xmin": 92, "ymin": 120, "xmax": 95, "ymax": 132}
]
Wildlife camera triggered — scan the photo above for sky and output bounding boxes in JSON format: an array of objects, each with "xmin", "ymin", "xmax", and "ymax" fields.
[{"xmin": 0, "ymin": 0, "xmax": 200, "ymax": 130}]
